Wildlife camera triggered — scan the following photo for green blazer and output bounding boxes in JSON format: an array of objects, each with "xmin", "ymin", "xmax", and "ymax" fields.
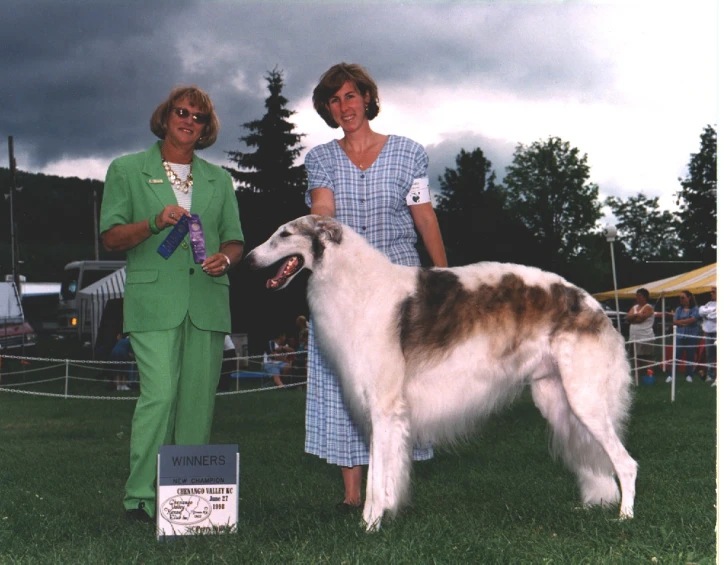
[{"xmin": 100, "ymin": 142, "xmax": 244, "ymax": 333}]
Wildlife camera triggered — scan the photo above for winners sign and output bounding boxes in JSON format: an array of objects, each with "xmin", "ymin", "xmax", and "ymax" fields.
[{"xmin": 157, "ymin": 444, "xmax": 239, "ymax": 538}]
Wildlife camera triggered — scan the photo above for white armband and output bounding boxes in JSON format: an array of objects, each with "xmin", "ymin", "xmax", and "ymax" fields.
[{"xmin": 406, "ymin": 177, "xmax": 431, "ymax": 206}]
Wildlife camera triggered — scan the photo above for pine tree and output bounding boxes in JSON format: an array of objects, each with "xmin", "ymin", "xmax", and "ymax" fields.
[
  {"xmin": 225, "ymin": 68, "xmax": 306, "ymax": 205},
  {"xmin": 677, "ymin": 124, "xmax": 717, "ymax": 263},
  {"xmin": 434, "ymin": 148, "xmax": 547, "ymax": 267}
]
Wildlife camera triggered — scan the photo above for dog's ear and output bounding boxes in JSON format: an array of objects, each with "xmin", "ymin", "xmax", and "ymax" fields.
[{"xmin": 314, "ymin": 216, "xmax": 343, "ymax": 245}]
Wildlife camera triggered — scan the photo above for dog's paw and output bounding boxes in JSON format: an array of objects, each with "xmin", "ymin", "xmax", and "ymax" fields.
[
  {"xmin": 362, "ymin": 505, "xmax": 383, "ymax": 532},
  {"xmin": 363, "ymin": 517, "xmax": 382, "ymax": 533},
  {"xmin": 618, "ymin": 505, "xmax": 634, "ymax": 520}
]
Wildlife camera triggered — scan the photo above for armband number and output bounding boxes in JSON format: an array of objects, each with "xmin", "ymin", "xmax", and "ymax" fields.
[{"xmin": 406, "ymin": 177, "xmax": 431, "ymax": 206}]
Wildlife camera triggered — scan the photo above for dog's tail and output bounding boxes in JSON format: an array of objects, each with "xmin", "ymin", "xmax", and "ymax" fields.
[{"xmin": 533, "ymin": 331, "xmax": 637, "ymax": 517}]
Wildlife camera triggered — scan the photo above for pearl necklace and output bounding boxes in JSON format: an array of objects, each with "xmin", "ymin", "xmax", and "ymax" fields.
[{"xmin": 162, "ymin": 158, "xmax": 193, "ymax": 194}]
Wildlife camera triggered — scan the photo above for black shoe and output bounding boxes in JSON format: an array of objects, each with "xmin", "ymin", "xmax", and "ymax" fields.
[
  {"xmin": 126, "ymin": 504, "xmax": 154, "ymax": 523},
  {"xmin": 336, "ymin": 501, "xmax": 362, "ymax": 512}
]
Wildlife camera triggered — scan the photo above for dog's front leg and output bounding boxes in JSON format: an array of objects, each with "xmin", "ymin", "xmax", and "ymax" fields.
[
  {"xmin": 363, "ymin": 435, "xmax": 383, "ymax": 532},
  {"xmin": 362, "ymin": 401, "xmax": 412, "ymax": 532}
]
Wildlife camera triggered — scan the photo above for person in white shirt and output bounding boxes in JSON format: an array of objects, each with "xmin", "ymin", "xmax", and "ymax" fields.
[
  {"xmin": 698, "ymin": 286, "xmax": 717, "ymax": 386},
  {"xmin": 626, "ymin": 288, "xmax": 655, "ymax": 381}
]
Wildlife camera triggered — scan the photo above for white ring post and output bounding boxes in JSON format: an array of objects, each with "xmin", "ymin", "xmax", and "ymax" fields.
[
  {"xmin": 660, "ymin": 297, "xmax": 667, "ymax": 371},
  {"xmin": 64, "ymin": 359, "xmax": 70, "ymax": 399},
  {"xmin": 671, "ymin": 326, "xmax": 677, "ymax": 402},
  {"xmin": 633, "ymin": 342, "xmax": 639, "ymax": 386}
]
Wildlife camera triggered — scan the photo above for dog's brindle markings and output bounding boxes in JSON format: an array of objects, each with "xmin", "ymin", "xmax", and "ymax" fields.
[
  {"xmin": 399, "ymin": 269, "xmax": 607, "ymax": 362},
  {"xmin": 306, "ymin": 218, "xmax": 343, "ymax": 261}
]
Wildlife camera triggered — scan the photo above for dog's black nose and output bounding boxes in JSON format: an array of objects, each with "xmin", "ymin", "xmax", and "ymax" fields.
[{"xmin": 243, "ymin": 251, "xmax": 257, "ymax": 269}]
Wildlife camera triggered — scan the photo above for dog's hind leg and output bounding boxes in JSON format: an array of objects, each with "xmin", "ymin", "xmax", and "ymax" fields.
[
  {"xmin": 531, "ymin": 375, "xmax": 620, "ymax": 509},
  {"xmin": 547, "ymin": 336, "xmax": 638, "ymax": 519},
  {"xmin": 362, "ymin": 398, "xmax": 412, "ymax": 532}
]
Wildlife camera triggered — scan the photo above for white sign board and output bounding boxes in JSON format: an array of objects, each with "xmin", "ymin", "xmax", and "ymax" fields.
[{"xmin": 156, "ymin": 444, "xmax": 239, "ymax": 539}]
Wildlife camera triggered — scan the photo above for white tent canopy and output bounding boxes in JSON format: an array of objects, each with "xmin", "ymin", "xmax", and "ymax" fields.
[{"xmin": 77, "ymin": 267, "xmax": 125, "ymax": 349}]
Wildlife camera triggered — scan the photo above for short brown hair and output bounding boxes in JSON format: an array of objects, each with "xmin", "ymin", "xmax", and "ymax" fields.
[
  {"xmin": 312, "ymin": 63, "xmax": 380, "ymax": 129},
  {"xmin": 149, "ymin": 85, "xmax": 220, "ymax": 149},
  {"xmin": 636, "ymin": 288, "xmax": 650, "ymax": 301}
]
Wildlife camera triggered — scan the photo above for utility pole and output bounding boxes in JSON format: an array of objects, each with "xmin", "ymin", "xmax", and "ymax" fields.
[
  {"xmin": 93, "ymin": 187, "xmax": 99, "ymax": 260},
  {"xmin": 7, "ymin": 136, "xmax": 20, "ymax": 290}
]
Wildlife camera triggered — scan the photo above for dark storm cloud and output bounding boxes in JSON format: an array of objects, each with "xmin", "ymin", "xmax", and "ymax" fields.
[
  {"xmin": 0, "ymin": 1, "xmax": 616, "ymax": 174},
  {"xmin": 2, "ymin": 1, "xmax": 199, "ymax": 165}
]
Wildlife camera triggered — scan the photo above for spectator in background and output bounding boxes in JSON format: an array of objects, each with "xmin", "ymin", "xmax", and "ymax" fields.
[
  {"xmin": 626, "ymin": 288, "xmax": 655, "ymax": 381},
  {"xmin": 698, "ymin": 286, "xmax": 717, "ymax": 386},
  {"xmin": 110, "ymin": 333, "xmax": 134, "ymax": 391},
  {"xmin": 265, "ymin": 331, "xmax": 295, "ymax": 387},
  {"xmin": 218, "ymin": 335, "xmax": 237, "ymax": 391},
  {"xmin": 668, "ymin": 290, "xmax": 700, "ymax": 383},
  {"xmin": 294, "ymin": 315, "xmax": 309, "ymax": 376},
  {"xmin": 296, "ymin": 316, "xmax": 309, "ymax": 350}
]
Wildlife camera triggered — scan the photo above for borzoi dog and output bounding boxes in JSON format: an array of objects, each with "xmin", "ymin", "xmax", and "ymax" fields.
[{"xmin": 245, "ymin": 215, "xmax": 637, "ymax": 531}]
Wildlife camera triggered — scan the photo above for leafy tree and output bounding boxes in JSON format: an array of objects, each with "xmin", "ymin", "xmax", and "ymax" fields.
[
  {"xmin": 502, "ymin": 137, "xmax": 603, "ymax": 271},
  {"xmin": 434, "ymin": 148, "xmax": 549, "ymax": 267},
  {"xmin": 604, "ymin": 193, "xmax": 681, "ymax": 262},
  {"xmin": 676, "ymin": 124, "xmax": 717, "ymax": 263},
  {"xmin": 225, "ymin": 68, "xmax": 306, "ymax": 205}
]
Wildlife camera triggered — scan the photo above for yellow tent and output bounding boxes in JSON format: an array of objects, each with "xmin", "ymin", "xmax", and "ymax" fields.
[{"xmin": 593, "ymin": 263, "xmax": 717, "ymax": 301}]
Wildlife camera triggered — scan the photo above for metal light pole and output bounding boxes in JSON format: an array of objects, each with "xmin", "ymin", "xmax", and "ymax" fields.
[
  {"xmin": 7, "ymin": 136, "xmax": 20, "ymax": 289},
  {"xmin": 604, "ymin": 224, "xmax": 622, "ymax": 332}
]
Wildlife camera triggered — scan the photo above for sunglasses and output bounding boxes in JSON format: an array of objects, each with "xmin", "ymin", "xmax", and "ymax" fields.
[{"xmin": 171, "ymin": 107, "xmax": 210, "ymax": 125}]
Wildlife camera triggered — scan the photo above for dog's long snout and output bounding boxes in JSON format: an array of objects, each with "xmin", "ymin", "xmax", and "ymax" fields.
[{"xmin": 243, "ymin": 249, "xmax": 260, "ymax": 270}]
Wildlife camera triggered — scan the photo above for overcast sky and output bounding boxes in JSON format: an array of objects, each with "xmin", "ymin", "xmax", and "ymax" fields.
[{"xmin": 1, "ymin": 1, "xmax": 718, "ymax": 218}]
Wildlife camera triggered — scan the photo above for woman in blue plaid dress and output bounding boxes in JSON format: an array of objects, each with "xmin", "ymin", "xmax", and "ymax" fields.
[{"xmin": 304, "ymin": 63, "xmax": 448, "ymax": 508}]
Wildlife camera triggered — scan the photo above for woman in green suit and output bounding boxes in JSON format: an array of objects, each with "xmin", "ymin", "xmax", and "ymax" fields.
[{"xmin": 100, "ymin": 86, "xmax": 244, "ymax": 522}]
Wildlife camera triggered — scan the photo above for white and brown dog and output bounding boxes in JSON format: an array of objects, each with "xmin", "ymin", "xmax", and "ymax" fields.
[{"xmin": 245, "ymin": 215, "xmax": 637, "ymax": 531}]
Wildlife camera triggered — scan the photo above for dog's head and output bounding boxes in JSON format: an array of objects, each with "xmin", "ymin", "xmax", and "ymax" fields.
[{"xmin": 244, "ymin": 215, "xmax": 343, "ymax": 290}]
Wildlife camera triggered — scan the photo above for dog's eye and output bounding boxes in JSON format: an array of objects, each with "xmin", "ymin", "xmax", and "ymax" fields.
[{"xmin": 279, "ymin": 231, "xmax": 291, "ymax": 238}]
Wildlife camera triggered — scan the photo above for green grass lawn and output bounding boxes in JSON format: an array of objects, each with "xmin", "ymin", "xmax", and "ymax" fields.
[{"xmin": 0, "ymin": 357, "xmax": 716, "ymax": 564}]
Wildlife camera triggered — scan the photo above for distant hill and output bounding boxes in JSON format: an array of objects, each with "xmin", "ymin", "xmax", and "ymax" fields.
[
  {"xmin": 0, "ymin": 167, "xmax": 122, "ymax": 281},
  {"xmin": 0, "ymin": 167, "xmax": 103, "ymax": 243},
  {"xmin": 0, "ymin": 168, "xmax": 309, "ymax": 348}
]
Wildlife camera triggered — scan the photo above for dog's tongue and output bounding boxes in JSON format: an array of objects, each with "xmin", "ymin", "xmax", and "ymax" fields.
[{"xmin": 266, "ymin": 257, "xmax": 298, "ymax": 289}]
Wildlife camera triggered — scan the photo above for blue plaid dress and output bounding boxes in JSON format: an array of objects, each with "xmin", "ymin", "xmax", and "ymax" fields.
[{"xmin": 303, "ymin": 135, "xmax": 434, "ymax": 466}]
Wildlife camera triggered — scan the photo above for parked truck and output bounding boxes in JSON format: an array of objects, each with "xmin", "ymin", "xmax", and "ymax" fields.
[{"xmin": 57, "ymin": 260, "xmax": 126, "ymax": 338}]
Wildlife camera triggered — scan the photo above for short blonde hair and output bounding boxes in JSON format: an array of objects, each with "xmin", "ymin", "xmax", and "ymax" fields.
[
  {"xmin": 312, "ymin": 63, "xmax": 380, "ymax": 129},
  {"xmin": 149, "ymin": 85, "xmax": 220, "ymax": 149}
]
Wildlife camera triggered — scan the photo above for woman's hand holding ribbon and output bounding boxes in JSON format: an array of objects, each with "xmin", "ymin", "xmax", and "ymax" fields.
[{"xmin": 157, "ymin": 205, "xmax": 190, "ymax": 230}]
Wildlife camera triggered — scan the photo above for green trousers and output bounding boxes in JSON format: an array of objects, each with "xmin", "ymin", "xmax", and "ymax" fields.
[{"xmin": 124, "ymin": 315, "xmax": 224, "ymax": 517}]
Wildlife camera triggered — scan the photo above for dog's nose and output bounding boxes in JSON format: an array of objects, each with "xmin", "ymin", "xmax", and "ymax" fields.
[{"xmin": 243, "ymin": 251, "xmax": 257, "ymax": 269}]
